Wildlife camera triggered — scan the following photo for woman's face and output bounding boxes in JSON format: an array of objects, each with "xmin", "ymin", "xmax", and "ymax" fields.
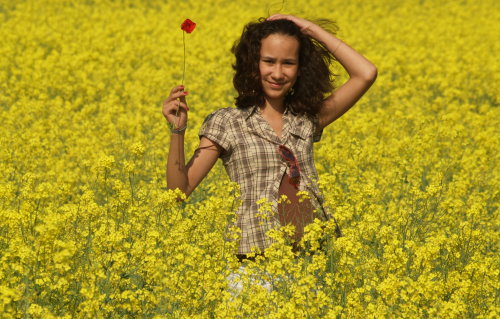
[{"xmin": 259, "ymin": 33, "xmax": 299, "ymax": 104}]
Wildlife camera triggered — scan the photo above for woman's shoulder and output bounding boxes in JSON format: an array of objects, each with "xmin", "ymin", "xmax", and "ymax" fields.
[
  {"xmin": 288, "ymin": 110, "xmax": 317, "ymax": 126},
  {"xmin": 201, "ymin": 107, "xmax": 245, "ymax": 124}
]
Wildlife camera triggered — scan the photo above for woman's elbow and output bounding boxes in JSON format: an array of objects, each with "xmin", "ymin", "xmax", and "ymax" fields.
[{"xmin": 364, "ymin": 65, "xmax": 378, "ymax": 84}]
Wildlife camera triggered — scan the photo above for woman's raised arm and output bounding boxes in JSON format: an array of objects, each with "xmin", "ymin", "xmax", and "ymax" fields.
[
  {"xmin": 267, "ymin": 14, "xmax": 378, "ymax": 128},
  {"xmin": 163, "ymin": 85, "xmax": 221, "ymax": 198}
]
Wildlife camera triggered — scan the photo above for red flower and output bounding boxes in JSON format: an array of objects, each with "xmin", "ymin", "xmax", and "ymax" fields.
[{"xmin": 181, "ymin": 19, "xmax": 196, "ymax": 33}]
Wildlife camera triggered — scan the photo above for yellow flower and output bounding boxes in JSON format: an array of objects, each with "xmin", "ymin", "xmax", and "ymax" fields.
[{"xmin": 0, "ymin": 0, "xmax": 497, "ymax": 316}]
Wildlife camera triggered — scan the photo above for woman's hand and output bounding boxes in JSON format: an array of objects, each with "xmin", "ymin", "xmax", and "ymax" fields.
[
  {"xmin": 267, "ymin": 14, "xmax": 316, "ymax": 35},
  {"xmin": 162, "ymin": 85, "xmax": 189, "ymax": 129}
]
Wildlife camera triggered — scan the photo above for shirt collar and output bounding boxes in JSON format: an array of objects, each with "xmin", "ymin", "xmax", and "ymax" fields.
[
  {"xmin": 243, "ymin": 105, "xmax": 292, "ymax": 120},
  {"xmin": 243, "ymin": 105, "xmax": 259, "ymax": 120}
]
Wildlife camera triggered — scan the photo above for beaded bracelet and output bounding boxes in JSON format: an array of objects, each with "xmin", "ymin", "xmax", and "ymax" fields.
[{"xmin": 170, "ymin": 125, "xmax": 187, "ymax": 134}]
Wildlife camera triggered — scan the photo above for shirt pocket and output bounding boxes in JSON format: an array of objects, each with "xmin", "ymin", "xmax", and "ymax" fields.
[{"xmin": 289, "ymin": 126, "xmax": 314, "ymax": 162}]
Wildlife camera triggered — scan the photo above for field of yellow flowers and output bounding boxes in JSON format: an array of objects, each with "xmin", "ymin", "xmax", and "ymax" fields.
[{"xmin": 0, "ymin": 0, "xmax": 498, "ymax": 318}]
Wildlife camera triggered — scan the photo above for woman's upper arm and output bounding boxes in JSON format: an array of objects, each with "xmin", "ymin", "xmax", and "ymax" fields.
[
  {"xmin": 318, "ymin": 69, "xmax": 377, "ymax": 129},
  {"xmin": 183, "ymin": 136, "xmax": 222, "ymax": 198}
]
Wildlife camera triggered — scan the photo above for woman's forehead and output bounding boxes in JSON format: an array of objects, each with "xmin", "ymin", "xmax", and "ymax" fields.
[{"xmin": 260, "ymin": 34, "xmax": 299, "ymax": 57}]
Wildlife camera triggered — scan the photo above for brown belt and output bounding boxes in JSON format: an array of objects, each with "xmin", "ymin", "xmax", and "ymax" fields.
[
  {"xmin": 235, "ymin": 242, "xmax": 324, "ymax": 263},
  {"xmin": 235, "ymin": 253, "xmax": 265, "ymax": 263}
]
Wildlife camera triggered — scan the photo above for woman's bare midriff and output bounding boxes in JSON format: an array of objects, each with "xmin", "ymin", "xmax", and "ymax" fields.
[{"xmin": 277, "ymin": 172, "xmax": 314, "ymax": 248}]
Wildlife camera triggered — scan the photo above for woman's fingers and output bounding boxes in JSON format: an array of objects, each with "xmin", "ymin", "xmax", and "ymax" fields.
[
  {"xmin": 174, "ymin": 101, "xmax": 189, "ymax": 112},
  {"xmin": 163, "ymin": 100, "xmax": 189, "ymax": 114},
  {"xmin": 166, "ymin": 89, "xmax": 189, "ymax": 103},
  {"xmin": 267, "ymin": 14, "xmax": 312, "ymax": 33},
  {"xmin": 178, "ymin": 94, "xmax": 188, "ymax": 107},
  {"xmin": 162, "ymin": 85, "xmax": 190, "ymax": 127},
  {"xmin": 169, "ymin": 85, "xmax": 184, "ymax": 95},
  {"xmin": 267, "ymin": 14, "xmax": 286, "ymax": 20},
  {"xmin": 163, "ymin": 101, "xmax": 188, "ymax": 126},
  {"xmin": 267, "ymin": 14, "xmax": 295, "ymax": 22},
  {"xmin": 163, "ymin": 85, "xmax": 189, "ymax": 112}
]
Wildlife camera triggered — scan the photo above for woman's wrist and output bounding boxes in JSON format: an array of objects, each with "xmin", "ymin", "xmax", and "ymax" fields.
[
  {"xmin": 304, "ymin": 24, "xmax": 333, "ymax": 44},
  {"xmin": 308, "ymin": 25, "xmax": 343, "ymax": 55},
  {"xmin": 170, "ymin": 123, "xmax": 187, "ymax": 134},
  {"xmin": 331, "ymin": 38, "xmax": 343, "ymax": 55}
]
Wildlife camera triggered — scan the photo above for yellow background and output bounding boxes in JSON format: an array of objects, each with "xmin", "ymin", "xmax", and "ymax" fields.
[{"xmin": 0, "ymin": 0, "xmax": 498, "ymax": 317}]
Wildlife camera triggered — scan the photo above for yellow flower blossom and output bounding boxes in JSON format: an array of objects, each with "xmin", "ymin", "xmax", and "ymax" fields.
[{"xmin": 0, "ymin": 0, "xmax": 497, "ymax": 317}]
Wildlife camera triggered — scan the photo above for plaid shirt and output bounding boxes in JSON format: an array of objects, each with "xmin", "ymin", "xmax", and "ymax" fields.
[{"xmin": 199, "ymin": 105, "xmax": 331, "ymax": 254}]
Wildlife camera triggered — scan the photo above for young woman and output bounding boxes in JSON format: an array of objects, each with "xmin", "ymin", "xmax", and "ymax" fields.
[{"xmin": 162, "ymin": 14, "xmax": 377, "ymax": 261}]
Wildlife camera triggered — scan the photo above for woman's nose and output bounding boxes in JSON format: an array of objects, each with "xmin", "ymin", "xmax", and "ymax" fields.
[{"xmin": 271, "ymin": 64, "xmax": 284, "ymax": 79}]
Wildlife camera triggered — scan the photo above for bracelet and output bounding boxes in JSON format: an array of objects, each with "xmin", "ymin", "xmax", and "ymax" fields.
[
  {"xmin": 332, "ymin": 40, "xmax": 343, "ymax": 55},
  {"xmin": 170, "ymin": 124, "xmax": 187, "ymax": 134}
]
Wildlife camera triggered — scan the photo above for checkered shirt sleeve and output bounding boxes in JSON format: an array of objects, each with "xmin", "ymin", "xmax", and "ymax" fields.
[{"xmin": 198, "ymin": 110, "xmax": 232, "ymax": 154}]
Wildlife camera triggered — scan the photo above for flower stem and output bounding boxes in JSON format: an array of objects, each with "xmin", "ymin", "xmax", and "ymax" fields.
[
  {"xmin": 174, "ymin": 31, "xmax": 186, "ymax": 126},
  {"xmin": 182, "ymin": 31, "xmax": 185, "ymax": 86}
]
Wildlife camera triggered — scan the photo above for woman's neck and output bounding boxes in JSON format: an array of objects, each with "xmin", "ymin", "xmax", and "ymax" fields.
[{"xmin": 262, "ymin": 98, "xmax": 285, "ymax": 115}]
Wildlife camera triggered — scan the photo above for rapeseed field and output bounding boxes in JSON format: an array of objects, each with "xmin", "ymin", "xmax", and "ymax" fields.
[{"xmin": 0, "ymin": 0, "xmax": 498, "ymax": 317}]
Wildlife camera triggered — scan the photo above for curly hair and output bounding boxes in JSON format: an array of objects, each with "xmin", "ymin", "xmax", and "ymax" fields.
[{"xmin": 231, "ymin": 18, "xmax": 338, "ymax": 116}]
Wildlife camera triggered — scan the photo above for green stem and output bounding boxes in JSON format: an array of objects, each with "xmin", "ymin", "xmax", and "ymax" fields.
[
  {"xmin": 182, "ymin": 31, "xmax": 186, "ymax": 86},
  {"xmin": 174, "ymin": 31, "xmax": 186, "ymax": 125}
]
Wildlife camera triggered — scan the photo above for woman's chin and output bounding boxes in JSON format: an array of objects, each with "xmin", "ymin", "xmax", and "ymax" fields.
[{"xmin": 264, "ymin": 91, "xmax": 287, "ymax": 101}]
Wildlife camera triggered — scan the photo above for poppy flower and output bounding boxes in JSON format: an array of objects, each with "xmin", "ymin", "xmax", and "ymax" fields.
[
  {"xmin": 181, "ymin": 19, "xmax": 196, "ymax": 33},
  {"xmin": 174, "ymin": 18, "xmax": 196, "ymax": 121}
]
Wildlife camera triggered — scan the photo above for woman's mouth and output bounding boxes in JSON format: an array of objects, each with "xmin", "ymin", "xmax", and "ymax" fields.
[{"xmin": 268, "ymin": 81, "xmax": 284, "ymax": 89}]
